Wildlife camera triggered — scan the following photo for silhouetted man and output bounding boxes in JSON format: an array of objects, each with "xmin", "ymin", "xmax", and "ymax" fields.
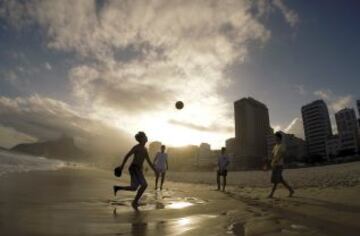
[
  {"xmin": 268, "ymin": 132, "xmax": 294, "ymax": 198},
  {"xmin": 217, "ymin": 147, "xmax": 230, "ymax": 191},
  {"xmin": 113, "ymin": 131, "xmax": 157, "ymax": 210},
  {"xmin": 153, "ymin": 145, "xmax": 169, "ymax": 190}
]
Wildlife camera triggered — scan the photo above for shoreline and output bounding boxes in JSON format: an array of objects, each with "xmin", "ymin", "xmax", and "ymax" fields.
[{"xmin": 1, "ymin": 166, "xmax": 360, "ymax": 235}]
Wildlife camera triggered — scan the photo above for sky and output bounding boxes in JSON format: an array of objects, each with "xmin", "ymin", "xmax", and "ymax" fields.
[{"xmin": 0, "ymin": 0, "xmax": 359, "ymax": 151}]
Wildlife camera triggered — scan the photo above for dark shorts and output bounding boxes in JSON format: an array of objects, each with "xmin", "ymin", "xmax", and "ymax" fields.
[
  {"xmin": 217, "ymin": 170, "xmax": 228, "ymax": 177},
  {"xmin": 129, "ymin": 164, "xmax": 147, "ymax": 188},
  {"xmin": 271, "ymin": 166, "xmax": 283, "ymax": 184}
]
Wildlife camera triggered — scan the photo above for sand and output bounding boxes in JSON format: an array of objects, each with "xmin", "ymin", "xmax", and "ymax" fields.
[{"xmin": 0, "ymin": 163, "xmax": 359, "ymax": 236}]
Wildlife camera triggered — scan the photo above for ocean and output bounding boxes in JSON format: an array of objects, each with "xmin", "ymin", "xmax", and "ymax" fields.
[{"xmin": 0, "ymin": 150, "xmax": 66, "ymax": 176}]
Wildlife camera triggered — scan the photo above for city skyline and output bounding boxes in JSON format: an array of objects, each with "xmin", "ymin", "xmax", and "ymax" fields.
[{"xmin": 0, "ymin": 1, "xmax": 359, "ymax": 150}]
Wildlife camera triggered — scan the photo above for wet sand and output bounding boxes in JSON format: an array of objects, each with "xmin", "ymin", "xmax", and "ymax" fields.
[{"xmin": 0, "ymin": 167, "xmax": 359, "ymax": 236}]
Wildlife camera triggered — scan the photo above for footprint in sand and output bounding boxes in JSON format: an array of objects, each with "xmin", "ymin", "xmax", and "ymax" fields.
[{"xmin": 227, "ymin": 222, "xmax": 245, "ymax": 236}]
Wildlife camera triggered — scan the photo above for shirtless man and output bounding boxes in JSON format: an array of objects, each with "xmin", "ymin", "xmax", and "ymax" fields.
[{"xmin": 113, "ymin": 131, "xmax": 157, "ymax": 210}]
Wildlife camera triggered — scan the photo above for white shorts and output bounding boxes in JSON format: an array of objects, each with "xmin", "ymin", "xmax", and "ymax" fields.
[{"xmin": 156, "ymin": 167, "xmax": 166, "ymax": 174}]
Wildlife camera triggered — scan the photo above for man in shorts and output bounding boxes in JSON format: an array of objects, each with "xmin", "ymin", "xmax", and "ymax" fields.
[
  {"xmin": 113, "ymin": 131, "xmax": 157, "ymax": 210},
  {"xmin": 217, "ymin": 147, "xmax": 230, "ymax": 192},
  {"xmin": 153, "ymin": 145, "xmax": 168, "ymax": 190},
  {"xmin": 268, "ymin": 132, "xmax": 294, "ymax": 198}
]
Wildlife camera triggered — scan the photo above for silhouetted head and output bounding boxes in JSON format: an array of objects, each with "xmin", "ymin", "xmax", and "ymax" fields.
[
  {"xmin": 135, "ymin": 131, "xmax": 148, "ymax": 145},
  {"xmin": 275, "ymin": 132, "xmax": 282, "ymax": 144},
  {"xmin": 221, "ymin": 147, "xmax": 226, "ymax": 154},
  {"xmin": 161, "ymin": 145, "xmax": 166, "ymax": 153}
]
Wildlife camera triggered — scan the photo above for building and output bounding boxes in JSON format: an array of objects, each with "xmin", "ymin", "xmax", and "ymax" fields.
[
  {"xmin": 149, "ymin": 141, "xmax": 162, "ymax": 159},
  {"xmin": 335, "ymin": 108, "xmax": 360, "ymax": 155},
  {"xmin": 267, "ymin": 131, "xmax": 306, "ymax": 164},
  {"xmin": 225, "ymin": 137, "xmax": 236, "ymax": 169},
  {"xmin": 197, "ymin": 143, "xmax": 216, "ymax": 167},
  {"xmin": 301, "ymin": 100, "xmax": 332, "ymax": 159},
  {"xmin": 282, "ymin": 132, "xmax": 306, "ymax": 163},
  {"xmin": 266, "ymin": 128, "xmax": 276, "ymax": 160},
  {"xmin": 168, "ymin": 145, "xmax": 199, "ymax": 171},
  {"xmin": 233, "ymin": 97, "xmax": 271, "ymax": 169},
  {"xmin": 357, "ymin": 100, "xmax": 360, "ymax": 127},
  {"xmin": 326, "ymin": 135, "xmax": 340, "ymax": 160}
]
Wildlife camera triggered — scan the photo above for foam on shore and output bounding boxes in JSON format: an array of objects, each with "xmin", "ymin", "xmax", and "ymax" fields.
[{"xmin": 0, "ymin": 150, "xmax": 67, "ymax": 176}]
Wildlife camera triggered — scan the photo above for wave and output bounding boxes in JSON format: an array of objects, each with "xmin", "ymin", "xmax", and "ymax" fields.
[{"xmin": 0, "ymin": 150, "xmax": 67, "ymax": 176}]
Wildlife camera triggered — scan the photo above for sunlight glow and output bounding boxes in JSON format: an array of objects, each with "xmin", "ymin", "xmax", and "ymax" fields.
[
  {"xmin": 97, "ymin": 98, "xmax": 233, "ymax": 149},
  {"xmin": 167, "ymin": 201, "xmax": 193, "ymax": 209},
  {"xmin": 177, "ymin": 217, "xmax": 192, "ymax": 226}
]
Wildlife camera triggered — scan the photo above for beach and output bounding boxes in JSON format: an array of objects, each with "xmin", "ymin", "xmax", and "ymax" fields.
[{"xmin": 1, "ymin": 161, "xmax": 360, "ymax": 236}]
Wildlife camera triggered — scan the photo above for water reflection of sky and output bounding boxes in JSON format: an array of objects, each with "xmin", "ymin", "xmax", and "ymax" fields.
[{"xmin": 167, "ymin": 201, "xmax": 193, "ymax": 209}]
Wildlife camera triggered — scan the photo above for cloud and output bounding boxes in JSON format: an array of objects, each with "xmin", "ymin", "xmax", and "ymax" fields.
[
  {"xmin": 45, "ymin": 62, "xmax": 52, "ymax": 70},
  {"xmin": 0, "ymin": 95, "xmax": 132, "ymax": 153},
  {"xmin": 0, "ymin": 0, "xmax": 299, "ymax": 147},
  {"xmin": 314, "ymin": 89, "xmax": 353, "ymax": 112},
  {"xmin": 284, "ymin": 117, "xmax": 304, "ymax": 139},
  {"xmin": 293, "ymin": 84, "xmax": 306, "ymax": 95},
  {"xmin": 331, "ymin": 95, "xmax": 353, "ymax": 112},
  {"xmin": 0, "ymin": 125, "xmax": 37, "ymax": 148},
  {"xmin": 272, "ymin": 0, "xmax": 299, "ymax": 27},
  {"xmin": 169, "ymin": 119, "xmax": 233, "ymax": 133},
  {"xmin": 314, "ymin": 89, "xmax": 332, "ymax": 100}
]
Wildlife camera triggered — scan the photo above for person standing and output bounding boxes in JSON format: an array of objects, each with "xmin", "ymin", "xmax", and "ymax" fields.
[
  {"xmin": 268, "ymin": 132, "xmax": 294, "ymax": 198},
  {"xmin": 217, "ymin": 147, "xmax": 230, "ymax": 192},
  {"xmin": 113, "ymin": 131, "xmax": 157, "ymax": 210},
  {"xmin": 153, "ymin": 145, "xmax": 169, "ymax": 190}
]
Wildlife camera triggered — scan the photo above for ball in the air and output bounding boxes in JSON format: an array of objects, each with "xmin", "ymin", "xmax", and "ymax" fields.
[{"xmin": 175, "ymin": 101, "xmax": 184, "ymax": 110}]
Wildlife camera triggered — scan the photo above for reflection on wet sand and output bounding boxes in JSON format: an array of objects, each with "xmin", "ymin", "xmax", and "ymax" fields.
[
  {"xmin": 113, "ymin": 206, "xmax": 218, "ymax": 236},
  {"xmin": 110, "ymin": 190, "xmax": 202, "ymax": 212},
  {"xmin": 167, "ymin": 201, "xmax": 193, "ymax": 209},
  {"xmin": 166, "ymin": 215, "xmax": 218, "ymax": 235}
]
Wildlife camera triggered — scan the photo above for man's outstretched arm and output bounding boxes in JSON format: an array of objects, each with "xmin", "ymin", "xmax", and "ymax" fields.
[
  {"xmin": 119, "ymin": 147, "xmax": 135, "ymax": 169},
  {"xmin": 145, "ymin": 150, "xmax": 157, "ymax": 173}
]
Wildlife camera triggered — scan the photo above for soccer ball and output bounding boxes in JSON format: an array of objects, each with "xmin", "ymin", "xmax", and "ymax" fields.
[{"xmin": 175, "ymin": 101, "xmax": 184, "ymax": 110}]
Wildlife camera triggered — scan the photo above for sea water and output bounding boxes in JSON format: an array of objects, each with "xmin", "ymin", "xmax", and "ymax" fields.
[{"xmin": 0, "ymin": 150, "xmax": 66, "ymax": 176}]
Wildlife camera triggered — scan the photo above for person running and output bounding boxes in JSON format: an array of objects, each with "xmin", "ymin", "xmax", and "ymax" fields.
[
  {"xmin": 217, "ymin": 147, "xmax": 230, "ymax": 192},
  {"xmin": 113, "ymin": 131, "xmax": 157, "ymax": 210},
  {"xmin": 153, "ymin": 145, "xmax": 169, "ymax": 190},
  {"xmin": 268, "ymin": 132, "xmax": 295, "ymax": 198}
]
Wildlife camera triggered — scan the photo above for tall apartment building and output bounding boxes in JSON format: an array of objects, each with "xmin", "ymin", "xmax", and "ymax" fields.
[
  {"xmin": 357, "ymin": 100, "xmax": 360, "ymax": 127},
  {"xmin": 225, "ymin": 137, "xmax": 236, "ymax": 169},
  {"xmin": 335, "ymin": 108, "xmax": 360, "ymax": 154},
  {"xmin": 233, "ymin": 97, "xmax": 270, "ymax": 169},
  {"xmin": 326, "ymin": 135, "xmax": 340, "ymax": 159},
  {"xmin": 301, "ymin": 100, "xmax": 332, "ymax": 158}
]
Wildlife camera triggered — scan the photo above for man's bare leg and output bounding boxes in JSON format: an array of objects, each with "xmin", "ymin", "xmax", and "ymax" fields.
[
  {"xmin": 222, "ymin": 176, "xmax": 226, "ymax": 192},
  {"xmin": 281, "ymin": 179, "xmax": 294, "ymax": 197},
  {"xmin": 268, "ymin": 183, "xmax": 277, "ymax": 198},
  {"xmin": 155, "ymin": 173, "xmax": 159, "ymax": 190},
  {"xmin": 132, "ymin": 183, "xmax": 148, "ymax": 210},
  {"xmin": 113, "ymin": 185, "xmax": 138, "ymax": 196},
  {"xmin": 160, "ymin": 172, "xmax": 165, "ymax": 190}
]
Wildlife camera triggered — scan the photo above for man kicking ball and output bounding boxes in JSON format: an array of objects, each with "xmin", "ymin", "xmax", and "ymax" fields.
[{"xmin": 113, "ymin": 131, "xmax": 157, "ymax": 210}]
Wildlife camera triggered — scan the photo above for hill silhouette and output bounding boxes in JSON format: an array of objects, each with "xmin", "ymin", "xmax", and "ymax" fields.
[{"xmin": 11, "ymin": 135, "xmax": 87, "ymax": 162}]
